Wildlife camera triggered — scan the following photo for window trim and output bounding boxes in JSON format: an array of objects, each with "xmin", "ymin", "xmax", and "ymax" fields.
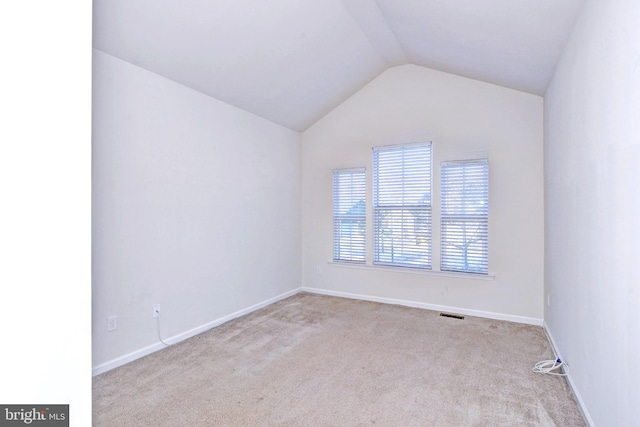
[{"xmin": 327, "ymin": 260, "xmax": 495, "ymax": 280}]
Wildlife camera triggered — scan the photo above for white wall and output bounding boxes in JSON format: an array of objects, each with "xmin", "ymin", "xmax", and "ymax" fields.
[
  {"xmin": 301, "ymin": 64, "xmax": 544, "ymax": 321},
  {"xmin": 544, "ymin": 0, "xmax": 640, "ymax": 425},
  {"xmin": 92, "ymin": 50, "xmax": 301, "ymax": 371}
]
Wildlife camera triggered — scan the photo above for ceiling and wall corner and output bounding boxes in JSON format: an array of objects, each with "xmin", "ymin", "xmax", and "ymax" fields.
[{"xmin": 92, "ymin": 0, "xmax": 585, "ymax": 132}]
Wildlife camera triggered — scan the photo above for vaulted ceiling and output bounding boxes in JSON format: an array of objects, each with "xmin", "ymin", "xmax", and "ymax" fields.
[{"xmin": 93, "ymin": 0, "xmax": 584, "ymax": 131}]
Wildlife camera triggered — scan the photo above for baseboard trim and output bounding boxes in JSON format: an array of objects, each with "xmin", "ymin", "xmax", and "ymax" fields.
[
  {"xmin": 92, "ymin": 288, "xmax": 300, "ymax": 376},
  {"xmin": 301, "ymin": 287, "xmax": 543, "ymax": 326},
  {"xmin": 542, "ymin": 322, "xmax": 594, "ymax": 427}
]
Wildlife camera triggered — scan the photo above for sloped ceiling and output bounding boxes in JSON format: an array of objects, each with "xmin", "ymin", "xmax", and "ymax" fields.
[{"xmin": 93, "ymin": 0, "xmax": 584, "ymax": 131}]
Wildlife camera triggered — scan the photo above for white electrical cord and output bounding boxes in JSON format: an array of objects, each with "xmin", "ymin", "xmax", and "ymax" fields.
[
  {"xmin": 156, "ymin": 316, "xmax": 171, "ymax": 347},
  {"xmin": 533, "ymin": 358, "xmax": 567, "ymax": 376}
]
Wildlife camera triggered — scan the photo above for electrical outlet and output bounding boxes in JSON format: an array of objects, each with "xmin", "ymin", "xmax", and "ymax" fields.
[
  {"xmin": 153, "ymin": 304, "xmax": 161, "ymax": 318},
  {"xmin": 547, "ymin": 294, "xmax": 550, "ymax": 307},
  {"xmin": 107, "ymin": 315, "xmax": 118, "ymax": 332},
  {"xmin": 316, "ymin": 265, "xmax": 322, "ymax": 274}
]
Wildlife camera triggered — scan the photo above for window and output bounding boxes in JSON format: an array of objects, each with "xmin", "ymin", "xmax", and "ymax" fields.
[
  {"xmin": 440, "ymin": 159, "xmax": 489, "ymax": 274},
  {"xmin": 333, "ymin": 168, "xmax": 366, "ymax": 263},
  {"xmin": 373, "ymin": 143, "xmax": 432, "ymax": 269}
]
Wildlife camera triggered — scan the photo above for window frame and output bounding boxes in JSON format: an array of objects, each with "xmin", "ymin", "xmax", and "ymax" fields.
[
  {"xmin": 332, "ymin": 168, "xmax": 367, "ymax": 264},
  {"xmin": 440, "ymin": 158, "xmax": 489, "ymax": 275},
  {"xmin": 372, "ymin": 142, "xmax": 433, "ymax": 270}
]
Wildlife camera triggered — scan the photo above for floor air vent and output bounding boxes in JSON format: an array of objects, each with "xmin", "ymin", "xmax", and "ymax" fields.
[{"xmin": 439, "ymin": 312, "xmax": 464, "ymax": 320}]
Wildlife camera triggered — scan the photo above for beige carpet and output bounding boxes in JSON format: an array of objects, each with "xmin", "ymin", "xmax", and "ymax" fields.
[{"xmin": 93, "ymin": 292, "xmax": 585, "ymax": 426}]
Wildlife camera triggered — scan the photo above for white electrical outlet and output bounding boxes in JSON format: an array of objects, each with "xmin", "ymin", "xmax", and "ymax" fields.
[
  {"xmin": 153, "ymin": 304, "xmax": 161, "ymax": 318},
  {"xmin": 107, "ymin": 315, "xmax": 118, "ymax": 332},
  {"xmin": 547, "ymin": 294, "xmax": 550, "ymax": 307}
]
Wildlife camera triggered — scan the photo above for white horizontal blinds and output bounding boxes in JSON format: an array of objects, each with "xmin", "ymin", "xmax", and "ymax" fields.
[
  {"xmin": 333, "ymin": 168, "xmax": 366, "ymax": 263},
  {"xmin": 440, "ymin": 159, "xmax": 489, "ymax": 274},
  {"xmin": 373, "ymin": 143, "xmax": 432, "ymax": 269}
]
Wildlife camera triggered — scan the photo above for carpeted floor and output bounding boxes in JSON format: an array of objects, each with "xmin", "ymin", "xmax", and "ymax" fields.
[{"xmin": 93, "ymin": 292, "xmax": 585, "ymax": 426}]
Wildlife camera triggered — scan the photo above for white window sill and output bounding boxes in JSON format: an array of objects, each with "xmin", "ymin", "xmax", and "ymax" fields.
[{"xmin": 327, "ymin": 261, "xmax": 495, "ymax": 281}]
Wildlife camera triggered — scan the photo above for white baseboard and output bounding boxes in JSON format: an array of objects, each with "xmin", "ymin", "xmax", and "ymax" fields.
[
  {"xmin": 301, "ymin": 287, "xmax": 543, "ymax": 326},
  {"xmin": 543, "ymin": 323, "xmax": 594, "ymax": 427},
  {"xmin": 92, "ymin": 288, "xmax": 300, "ymax": 376}
]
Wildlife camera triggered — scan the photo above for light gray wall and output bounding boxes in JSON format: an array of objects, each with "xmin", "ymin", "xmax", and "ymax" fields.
[
  {"xmin": 301, "ymin": 64, "xmax": 544, "ymax": 322},
  {"xmin": 92, "ymin": 50, "xmax": 301, "ymax": 370},
  {"xmin": 544, "ymin": 0, "xmax": 640, "ymax": 425}
]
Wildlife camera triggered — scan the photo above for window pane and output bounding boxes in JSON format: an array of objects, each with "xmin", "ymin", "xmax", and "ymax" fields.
[
  {"xmin": 333, "ymin": 169, "xmax": 366, "ymax": 263},
  {"xmin": 441, "ymin": 220, "xmax": 488, "ymax": 273},
  {"xmin": 374, "ymin": 144, "xmax": 432, "ymax": 207},
  {"xmin": 374, "ymin": 208, "xmax": 431, "ymax": 268},
  {"xmin": 334, "ymin": 217, "xmax": 366, "ymax": 262}
]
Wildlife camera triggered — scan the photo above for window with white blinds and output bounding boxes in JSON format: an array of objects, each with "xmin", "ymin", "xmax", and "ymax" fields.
[
  {"xmin": 440, "ymin": 159, "xmax": 489, "ymax": 274},
  {"xmin": 333, "ymin": 168, "xmax": 366, "ymax": 263},
  {"xmin": 373, "ymin": 143, "xmax": 432, "ymax": 269}
]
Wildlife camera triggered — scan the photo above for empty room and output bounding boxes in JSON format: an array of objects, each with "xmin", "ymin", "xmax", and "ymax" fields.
[{"xmin": 87, "ymin": 0, "xmax": 638, "ymax": 425}]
